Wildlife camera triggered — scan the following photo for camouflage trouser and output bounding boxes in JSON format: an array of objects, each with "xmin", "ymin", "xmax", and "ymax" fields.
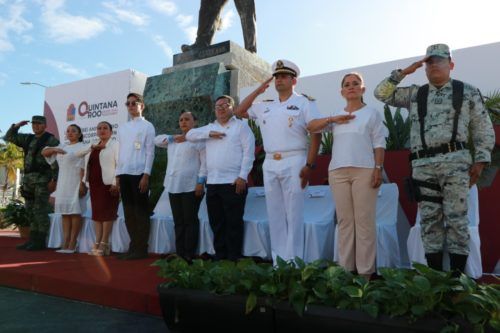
[
  {"xmin": 413, "ymin": 162, "xmax": 470, "ymax": 255},
  {"xmin": 21, "ymin": 181, "xmax": 51, "ymax": 233}
]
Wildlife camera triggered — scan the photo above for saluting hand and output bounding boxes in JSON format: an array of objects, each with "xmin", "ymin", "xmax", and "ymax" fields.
[
  {"xmin": 256, "ymin": 77, "xmax": 273, "ymax": 95},
  {"xmin": 15, "ymin": 120, "xmax": 30, "ymax": 128},
  {"xmin": 401, "ymin": 58, "xmax": 427, "ymax": 75}
]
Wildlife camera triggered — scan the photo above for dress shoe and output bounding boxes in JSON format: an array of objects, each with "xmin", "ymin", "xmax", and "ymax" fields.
[{"xmin": 123, "ymin": 252, "xmax": 148, "ymax": 260}]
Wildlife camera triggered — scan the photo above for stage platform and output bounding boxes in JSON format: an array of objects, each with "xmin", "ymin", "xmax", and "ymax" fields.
[
  {"xmin": 0, "ymin": 235, "xmax": 164, "ymax": 316},
  {"xmin": 1, "ymin": 233, "xmax": 497, "ymax": 320}
]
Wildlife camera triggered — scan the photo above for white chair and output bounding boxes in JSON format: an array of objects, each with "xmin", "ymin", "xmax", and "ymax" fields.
[
  {"xmin": 303, "ymin": 186, "xmax": 336, "ymax": 263},
  {"xmin": 406, "ymin": 185, "xmax": 482, "ymax": 278},
  {"xmin": 242, "ymin": 187, "xmax": 271, "ymax": 259},
  {"xmin": 333, "ymin": 183, "xmax": 401, "ymax": 269},
  {"xmin": 110, "ymin": 202, "xmax": 129, "ymax": 253},
  {"xmin": 148, "ymin": 190, "xmax": 175, "ymax": 254}
]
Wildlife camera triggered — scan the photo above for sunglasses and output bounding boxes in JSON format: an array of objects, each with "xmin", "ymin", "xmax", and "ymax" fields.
[{"xmin": 125, "ymin": 101, "xmax": 142, "ymax": 107}]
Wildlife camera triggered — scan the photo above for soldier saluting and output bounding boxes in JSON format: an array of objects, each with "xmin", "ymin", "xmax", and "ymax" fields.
[
  {"xmin": 374, "ymin": 44, "xmax": 495, "ymax": 276},
  {"xmin": 4, "ymin": 116, "xmax": 59, "ymax": 250}
]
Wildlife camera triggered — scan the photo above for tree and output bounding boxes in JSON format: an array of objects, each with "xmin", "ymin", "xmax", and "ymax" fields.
[{"xmin": 0, "ymin": 143, "xmax": 23, "ymax": 202}]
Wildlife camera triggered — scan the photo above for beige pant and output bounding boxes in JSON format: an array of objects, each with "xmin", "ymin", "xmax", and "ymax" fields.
[{"xmin": 329, "ymin": 167, "xmax": 378, "ymax": 275}]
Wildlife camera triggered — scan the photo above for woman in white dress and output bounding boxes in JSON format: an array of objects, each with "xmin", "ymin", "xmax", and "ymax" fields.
[{"xmin": 42, "ymin": 124, "xmax": 87, "ymax": 253}]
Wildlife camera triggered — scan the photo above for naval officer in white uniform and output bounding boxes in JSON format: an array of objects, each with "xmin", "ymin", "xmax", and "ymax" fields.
[{"xmin": 235, "ymin": 60, "xmax": 353, "ymax": 263}]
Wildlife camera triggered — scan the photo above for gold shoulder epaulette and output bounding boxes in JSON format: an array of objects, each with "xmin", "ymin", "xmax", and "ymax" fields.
[{"xmin": 301, "ymin": 93, "xmax": 315, "ymax": 101}]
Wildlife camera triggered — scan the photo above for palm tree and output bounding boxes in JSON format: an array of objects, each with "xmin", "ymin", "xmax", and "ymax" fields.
[{"xmin": 0, "ymin": 143, "xmax": 24, "ymax": 203}]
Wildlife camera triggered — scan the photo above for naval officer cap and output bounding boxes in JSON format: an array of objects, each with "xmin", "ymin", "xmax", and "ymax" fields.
[
  {"xmin": 425, "ymin": 43, "xmax": 451, "ymax": 59},
  {"xmin": 272, "ymin": 59, "xmax": 300, "ymax": 78},
  {"xmin": 31, "ymin": 115, "xmax": 46, "ymax": 124}
]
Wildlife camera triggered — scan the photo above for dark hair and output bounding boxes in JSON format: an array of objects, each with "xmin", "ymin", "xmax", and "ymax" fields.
[
  {"xmin": 127, "ymin": 92, "xmax": 144, "ymax": 103},
  {"xmin": 179, "ymin": 111, "xmax": 197, "ymax": 121},
  {"xmin": 341, "ymin": 72, "xmax": 365, "ymax": 104},
  {"xmin": 216, "ymin": 95, "xmax": 235, "ymax": 107},
  {"xmin": 68, "ymin": 124, "xmax": 83, "ymax": 142},
  {"xmin": 97, "ymin": 121, "xmax": 113, "ymax": 131}
]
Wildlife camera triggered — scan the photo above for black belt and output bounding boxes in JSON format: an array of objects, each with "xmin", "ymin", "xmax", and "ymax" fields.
[{"xmin": 410, "ymin": 141, "xmax": 467, "ymax": 161}]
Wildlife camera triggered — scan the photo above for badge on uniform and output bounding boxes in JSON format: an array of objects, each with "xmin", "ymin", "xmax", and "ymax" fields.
[
  {"xmin": 134, "ymin": 141, "xmax": 141, "ymax": 150},
  {"xmin": 288, "ymin": 116, "xmax": 294, "ymax": 127},
  {"xmin": 287, "ymin": 105, "xmax": 299, "ymax": 110}
]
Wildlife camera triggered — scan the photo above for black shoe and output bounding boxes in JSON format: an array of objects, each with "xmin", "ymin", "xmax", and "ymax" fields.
[
  {"xmin": 425, "ymin": 252, "xmax": 443, "ymax": 271},
  {"xmin": 16, "ymin": 230, "xmax": 36, "ymax": 250},
  {"xmin": 26, "ymin": 232, "xmax": 47, "ymax": 251},
  {"xmin": 116, "ymin": 252, "xmax": 131, "ymax": 260},
  {"xmin": 123, "ymin": 252, "xmax": 148, "ymax": 260},
  {"xmin": 450, "ymin": 254, "xmax": 468, "ymax": 278}
]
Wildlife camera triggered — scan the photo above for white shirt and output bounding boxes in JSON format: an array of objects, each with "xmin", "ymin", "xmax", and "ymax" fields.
[
  {"xmin": 247, "ymin": 92, "xmax": 322, "ymax": 153},
  {"xmin": 328, "ymin": 106, "xmax": 388, "ymax": 170},
  {"xmin": 186, "ymin": 116, "xmax": 255, "ymax": 184},
  {"xmin": 155, "ymin": 134, "xmax": 207, "ymax": 193},
  {"xmin": 116, "ymin": 117, "xmax": 155, "ymax": 176}
]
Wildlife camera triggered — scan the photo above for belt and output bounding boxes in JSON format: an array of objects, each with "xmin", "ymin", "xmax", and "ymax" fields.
[
  {"xmin": 410, "ymin": 141, "xmax": 467, "ymax": 161},
  {"xmin": 266, "ymin": 150, "xmax": 306, "ymax": 160}
]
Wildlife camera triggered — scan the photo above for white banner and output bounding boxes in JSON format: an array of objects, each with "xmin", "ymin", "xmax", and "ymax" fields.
[{"xmin": 44, "ymin": 69, "xmax": 147, "ymax": 144}]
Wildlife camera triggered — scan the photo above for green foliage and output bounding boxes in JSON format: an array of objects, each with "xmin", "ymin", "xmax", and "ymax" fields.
[
  {"xmin": 320, "ymin": 132, "xmax": 333, "ymax": 155},
  {"xmin": 0, "ymin": 199, "xmax": 30, "ymax": 228},
  {"xmin": 383, "ymin": 104, "xmax": 410, "ymax": 150},
  {"xmin": 153, "ymin": 258, "xmax": 500, "ymax": 331},
  {"xmin": 484, "ymin": 90, "xmax": 500, "ymax": 125}
]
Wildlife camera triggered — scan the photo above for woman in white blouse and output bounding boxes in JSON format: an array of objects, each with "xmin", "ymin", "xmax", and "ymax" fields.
[
  {"xmin": 42, "ymin": 124, "xmax": 86, "ymax": 253},
  {"xmin": 155, "ymin": 111, "xmax": 206, "ymax": 261},
  {"xmin": 308, "ymin": 72, "xmax": 388, "ymax": 279}
]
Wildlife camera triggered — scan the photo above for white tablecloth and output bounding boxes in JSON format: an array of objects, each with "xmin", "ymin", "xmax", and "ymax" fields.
[
  {"xmin": 150, "ymin": 185, "xmax": 336, "ymax": 262},
  {"xmin": 406, "ymin": 185, "xmax": 482, "ymax": 278}
]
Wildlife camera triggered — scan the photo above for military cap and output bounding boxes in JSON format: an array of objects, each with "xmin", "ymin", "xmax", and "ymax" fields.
[
  {"xmin": 425, "ymin": 44, "xmax": 451, "ymax": 59},
  {"xmin": 31, "ymin": 115, "xmax": 46, "ymax": 124},
  {"xmin": 272, "ymin": 59, "xmax": 300, "ymax": 77}
]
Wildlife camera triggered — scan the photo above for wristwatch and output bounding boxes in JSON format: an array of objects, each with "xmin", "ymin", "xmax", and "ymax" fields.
[
  {"xmin": 306, "ymin": 163, "xmax": 316, "ymax": 169},
  {"xmin": 374, "ymin": 164, "xmax": 384, "ymax": 171}
]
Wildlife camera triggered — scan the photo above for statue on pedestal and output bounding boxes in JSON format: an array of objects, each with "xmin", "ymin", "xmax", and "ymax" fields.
[{"xmin": 181, "ymin": 0, "xmax": 257, "ymax": 53}]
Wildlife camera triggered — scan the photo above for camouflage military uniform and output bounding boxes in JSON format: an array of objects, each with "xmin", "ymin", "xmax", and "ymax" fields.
[
  {"xmin": 4, "ymin": 125, "xmax": 59, "ymax": 238},
  {"xmin": 374, "ymin": 71, "xmax": 495, "ymax": 256}
]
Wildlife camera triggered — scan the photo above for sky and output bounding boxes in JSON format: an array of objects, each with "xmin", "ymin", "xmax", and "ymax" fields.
[{"xmin": 1, "ymin": 0, "xmax": 499, "ymax": 135}]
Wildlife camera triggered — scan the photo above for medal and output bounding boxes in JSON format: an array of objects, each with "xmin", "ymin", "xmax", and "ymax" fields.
[
  {"xmin": 134, "ymin": 141, "xmax": 141, "ymax": 150},
  {"xmin": 288, "ymin": 116, "xmax": 294, "ymax": 127}
]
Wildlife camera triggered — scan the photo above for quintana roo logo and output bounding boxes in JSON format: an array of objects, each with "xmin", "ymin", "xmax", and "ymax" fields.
[{"xmin": 78, "ymin": 101, "xmax": 90, "ymax": 117}]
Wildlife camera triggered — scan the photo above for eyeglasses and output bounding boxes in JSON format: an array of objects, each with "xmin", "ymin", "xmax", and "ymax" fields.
[
  {"xmin": 215, "ymin": 103, "xmax": 231, "ymax": 110},
  {"xmin": 125, "ymin": 101, "xmax": 142, "ymax": 107}
]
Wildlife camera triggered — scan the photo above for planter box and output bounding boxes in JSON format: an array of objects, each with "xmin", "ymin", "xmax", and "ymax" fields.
[
  {"xmin": 158, "ymin": 286, "xmax": 493, "ymax": 333},
  {"xmin": 157, "ymin": 285, "xmax": 274, "ymax": 333}
]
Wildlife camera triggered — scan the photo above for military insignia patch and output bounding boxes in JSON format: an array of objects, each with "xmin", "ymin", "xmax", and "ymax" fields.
[{"xmin": 276, "ymin": 60, "xmax": 284, "ymax": 68}]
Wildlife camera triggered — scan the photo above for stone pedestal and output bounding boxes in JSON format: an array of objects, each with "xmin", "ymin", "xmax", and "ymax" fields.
[{"xmin": 143, "ymin": 41, "xmax": 271, "ymax": 205}]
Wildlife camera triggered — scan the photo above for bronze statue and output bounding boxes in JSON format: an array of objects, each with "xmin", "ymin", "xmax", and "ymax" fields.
[{"xmin": 181, "ymin": 0, "xmax": 257, "ymax": 53}]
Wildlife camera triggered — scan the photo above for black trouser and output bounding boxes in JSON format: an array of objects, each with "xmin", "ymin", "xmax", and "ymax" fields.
[
  {"xmin": 206, "ymin": 184, "xmax": 247, "ymax": 260},
  {"xmin": 168, "ymin": 191, "xmax": 203, "ymax": 258},
  {"xmin": 119, "ymin": 174, "xmax": 151, "ymax": 254}
]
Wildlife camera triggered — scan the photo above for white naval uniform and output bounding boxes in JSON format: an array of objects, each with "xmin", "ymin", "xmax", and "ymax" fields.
[{"xmin": 248, "ymin": 92, "xmax": 322, "ymax": 262}]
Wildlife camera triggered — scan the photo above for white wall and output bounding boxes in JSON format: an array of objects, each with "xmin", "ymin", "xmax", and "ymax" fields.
[{"xmin": 241, "ymin": 42, "xmax": 500, "ymax": 116}]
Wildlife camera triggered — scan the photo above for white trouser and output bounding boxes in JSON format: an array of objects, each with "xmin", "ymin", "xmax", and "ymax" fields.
[{"xmin": 263, "ymin": 153, "xmax": 306, "ymax": 263}]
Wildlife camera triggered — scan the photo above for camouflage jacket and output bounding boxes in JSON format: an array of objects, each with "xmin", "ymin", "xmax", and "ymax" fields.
[
  {"xmin": 4, "ymin": 125, "xmax": 60, "ymax": 183},
  {"xmin": 374, "ymin": 70, "xmax": 495, "ymax": 167}
]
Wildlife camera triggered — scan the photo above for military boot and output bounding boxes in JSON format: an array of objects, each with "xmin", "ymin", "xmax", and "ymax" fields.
[
  {"xmin": 425, "ymin": 252, "xmax": 443, "ymax": 271},
  {"xmin": 449, "ymin": 254, "xmax": 468, "ymax": 278},
  {"xmin": 16, "ymin": 230, "xmax": 36, "ymax": 250},
  {"xmin": 26, "ymin": 231, "xmax": 47, "ymax": 251}
]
